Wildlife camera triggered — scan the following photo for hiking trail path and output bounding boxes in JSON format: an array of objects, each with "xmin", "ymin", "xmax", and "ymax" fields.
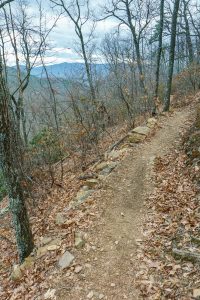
[{"xmin": 56, "ymin": 106, "xmax": 194, "ymax": 300}]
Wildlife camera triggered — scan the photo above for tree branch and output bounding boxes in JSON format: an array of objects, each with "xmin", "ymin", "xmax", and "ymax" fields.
[{"xmin": 0, "ymin": 0, "xmax": 14, "ymax": 9}]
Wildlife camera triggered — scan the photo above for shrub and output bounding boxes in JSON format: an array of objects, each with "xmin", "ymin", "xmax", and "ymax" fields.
[{"xmin": 29, "ymin": 128, "xmax": 66, "ymax": 165}]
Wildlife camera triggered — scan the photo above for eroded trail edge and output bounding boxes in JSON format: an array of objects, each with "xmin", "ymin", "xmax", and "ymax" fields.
[{"xmin": 56, "ymin": 107, "xmax": 194, "ymax": 300}]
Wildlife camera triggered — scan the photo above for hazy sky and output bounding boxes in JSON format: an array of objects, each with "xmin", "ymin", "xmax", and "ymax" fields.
[{"xmin": 46, "ymin": 16, "xmax": 119, "ymax": 65}]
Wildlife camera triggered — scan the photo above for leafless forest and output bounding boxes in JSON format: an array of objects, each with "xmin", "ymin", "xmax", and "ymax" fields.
[{"xmin": 1, "ymin": 0, "xmax": 200, "ymax": 298}]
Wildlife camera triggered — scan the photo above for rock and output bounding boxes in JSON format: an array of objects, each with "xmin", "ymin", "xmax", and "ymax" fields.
[
  {"xmin": 11, "ymin": 256, "xmax": 36, "ymax": 281},
  {"xmin": 75, "ymin": 232, "xmax": 85, "ymax": 249},
  {"xmin": 74, "ymin": 265, "xmax": 83, "ymax": 273},
  {"xmin": 44, "ymin": 289, "xmax": 56, "ymax": 299},
  {"xmin": 100, "ymin": 168, "xmax": 112, "ymax": 176},
  {"xmin": 76, "ymin": 189, "xmax": 94, "ymax": 204},
  {"xmin": 128, "ymin": 133, "xmax": 146, "ymax": 143},
  {"xmin": 20, "ymin": 256, "xmax": 35, "ymax": 271},
  {"xmin": 37, "ymin": 243, "xmax": 60, "ymax": 258},
  {"xmin": 85, "ymin": 179, "xmax": 99, "ymax": 189},
  {"xmin": 107, "ymin": 149, "xmax": 128, "ymax": 160},
  {"xmin": 40, "ymin": 236, "xmax": 52, "ymax": 245},
  {"xmin": 108, "ymin": 161, "xmax": 118, "ymax": 169},
  {"xmin": 95, "ymin": 161, "xmax": 118, "ymax": 175},
  {"xmin": 37, "ymin": 246, "xmax": 48, "ymax": 257},
  {"xmin": 193, "ymin": 288, "xmax": 200, "ymax": 298},
  {"xmin": 147, "ymin": 118, "xmax": 157, "ymax": 128},
  {"xmin": 120, "ymin": 143, "xmax": 131, "ymax": 149},
  {"xmin": 98, "ymin": 175, "xmax": 106, "ymax": 181},
  {"xmin": 95, "ymin": 162, "xmax": 109, "ymax": 171},
  {"xmin": 107, "ymin": 150, "xmax": 121, "ymax": 160},
  {"xmin": 55, "ymin": 213, "xmax": 66, "ymax": 225},
  {"xmin": 47, "ymin": 244, "xmax": 60, "ymax": 251},
  {"xmin": 87, "ymin": 291, "xmax": 94, "ymax": 299},
  {"xmin": 99, "ymin": 294, "xmax": 104, "ymax": 299},
  {"xmin": 79, "ymin": 172, "xmax": 98, "ymax": 180},
  {"xmin": 99, "ymin": 162, "xmax": 118, "ymax": 176},
  {"xmin": 39, "ymin": 246, "xmax": 50, "ymax": 257},
  {"xmin": 11, "ymin": 265, "xmax": 23, "ymax": 281},
  {"xmin": 82, "ymin": 185, "xmax": 89, "ymax": 191},
  {"xmin": 58, "ymin": 251, "xmax": 75, "ymax": 269},
  {"xmin": 120, "ymin": 148, "xmax": 129, "ymax": 154},
  {"xmin": 128, "ymin": 126, "xmax": 151, "ymax": 143},
  {"xmin": 48, "ymin": 238, "xmax": 62, "ymax": 247},
  {"xmin": 111, "ymin": 283, "xmax": 116, "ymax": 287},
  {"xmin": 132, "ymin": 126, "xmax": 151, "ymax": 136}
]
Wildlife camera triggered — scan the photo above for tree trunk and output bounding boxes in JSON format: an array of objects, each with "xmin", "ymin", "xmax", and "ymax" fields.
[
  {"xmin": 79, "ymin": 30, "xmax": 96, "ymax": 102},
  {"xmin": 163, "ymin": 0, "xmax": 180, "ymax": 111},
  {"xmin": 0, "ymin": 60, "xmax": 34, "ymax": 263},
  {"xmin": 21, "ymin": 105, "xmax": 28, "ymax": 146},
  {"xmin": 154, "ymin": 0, "xmax": 165, "ymax": 113},
  {"xmin": 125, "ymin": 0, "xmax": 146, "ymax": 94},
  {"xmin": 9, "ymin": 180, "xmax": 34, "ymax": 263},
  {"xmin": 183, "ymin": 0, "xmax": 194, "ymax": 64}
]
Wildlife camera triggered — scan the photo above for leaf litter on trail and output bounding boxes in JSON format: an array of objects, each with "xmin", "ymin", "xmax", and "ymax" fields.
[{"xmin": 136, "ymin": 146, "xmax": 200, "ymax": 299}]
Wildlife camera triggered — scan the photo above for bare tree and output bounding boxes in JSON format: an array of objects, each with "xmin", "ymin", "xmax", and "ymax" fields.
[
  {"xmin": 0, "ymin": 0, "xmax": 58, "ymax": 145},
  {"xmin": 0, "ymin": 0, "xmax": 57, "ymax": 262},
  {"xmin": 50, "ymin": 0, "xmax": 96, "ymax": 102},
  {"xmin": 102, "ymin": 33, "xmax": 136, "ymax": 123},
  {"xmin": 0, "ymin": 0, "xmax": 14, "ymax": 9},
  {"xmin": 154, "ymin": 0, "xmax": 165, "ymax": 113},
  {"xmin": 164, "ymin": 0, "xmax": 180, "ymax": 111},
  {"xmin": 0, "ymin": 0, "xmax": 34, "ymax": 263},
  {"xmin": 182, "ymin": 0, "xmax": 194, "ymax": 64},
  {"xmin": 102, "ymin": 0, "xmax": 155, "ymax": 94}
]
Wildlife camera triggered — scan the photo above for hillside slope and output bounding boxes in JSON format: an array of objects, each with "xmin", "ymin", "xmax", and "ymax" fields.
[{"xmin": 0, "ymin": 103, "xmax": 196, "ymax": 300}]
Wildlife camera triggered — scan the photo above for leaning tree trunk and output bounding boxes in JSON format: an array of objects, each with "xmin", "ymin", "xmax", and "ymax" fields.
[
  {"xmin": 0, "ymin": 61, "xmax": 34, "ymax": 263},
  {"xmin": 164, "ymin": 0, "xmax": 180, "ymax": 111}
]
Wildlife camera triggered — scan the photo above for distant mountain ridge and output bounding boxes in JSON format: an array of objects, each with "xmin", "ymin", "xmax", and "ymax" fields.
[{"xmin": 30, "ymin": 62, "xmax": 108, "ymax": 78}]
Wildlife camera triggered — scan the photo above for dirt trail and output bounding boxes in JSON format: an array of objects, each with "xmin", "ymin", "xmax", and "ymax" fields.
[{"xmin": 57, "ymin": 107, "xmax": 194, "ymax": 300}]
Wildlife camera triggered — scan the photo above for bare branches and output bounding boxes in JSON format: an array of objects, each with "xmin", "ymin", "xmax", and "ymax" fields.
[
  {"xmin": 50, "ymin": 0, "xmax": 97, "ymax": 103},
  {"xmin": 0, "ymin": 0, "xmax": 14, "ymax": 9}
]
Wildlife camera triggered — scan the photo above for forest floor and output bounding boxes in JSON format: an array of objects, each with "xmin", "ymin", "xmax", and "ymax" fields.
[{"xmin": 1, "ymin": 101, "xmax": 199, "ymax": 300}]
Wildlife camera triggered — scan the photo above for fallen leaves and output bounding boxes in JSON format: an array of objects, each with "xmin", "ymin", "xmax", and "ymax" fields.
[
  {"xmin": 136, "ymin": 147, "xmax": 200, "ymax": 299},
  {"xmin": 0, "ymin": 169, "xmax": 99, "ymax": 299}
]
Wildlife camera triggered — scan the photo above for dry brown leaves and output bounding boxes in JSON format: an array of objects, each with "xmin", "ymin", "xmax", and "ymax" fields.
[
  {"xmin": 0, "ymin": 166, "xmax": 101, "ymax": 299},
  {"xmin": 136, "ymin": 149, "xmax": 200, "ymax": 299},
  {"xmin": 0, "ymin": 121, "xmax": 132, "ymax": 300}
]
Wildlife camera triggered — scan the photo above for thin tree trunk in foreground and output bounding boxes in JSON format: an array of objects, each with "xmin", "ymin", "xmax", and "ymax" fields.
[{"xmin": 0, "ymin": 57, "xmax": 34, "ymax": 263}]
